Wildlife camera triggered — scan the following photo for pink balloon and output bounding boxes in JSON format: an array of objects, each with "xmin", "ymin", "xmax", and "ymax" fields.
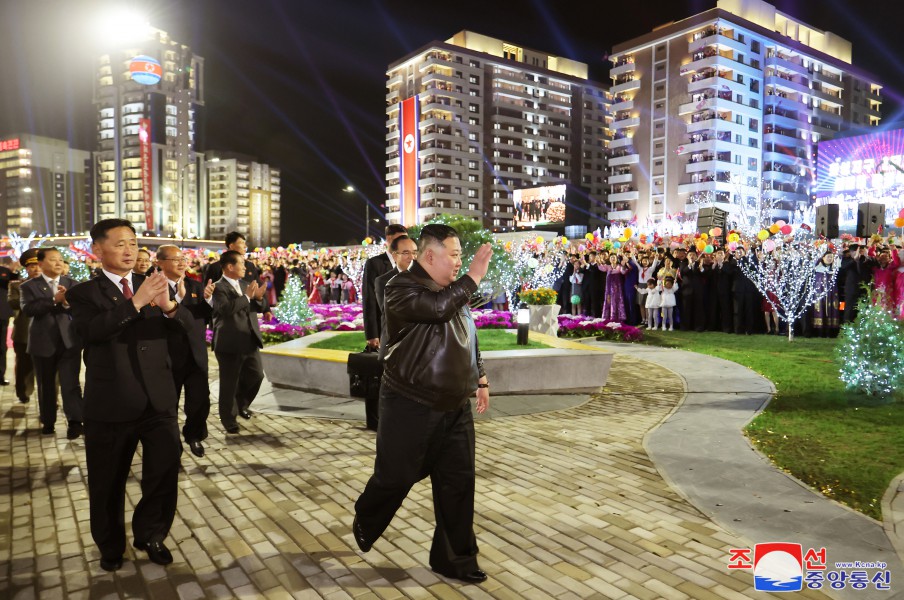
[
  {"xmin": 670, "ymin": 241, "xmax": 680, "ymax": 249},
  {"xmin": 763, "ymin": 239, "xmax": 776, "ymax": 252},
  {"xmin": 728, "ymin": 241, "xmax": 738, "ymax": 251},
  {"xmin": 899, "ymin": 208, "xmax": 904, "ymax": 219},
  {"xmin": 775, "ymin": 220, "xmax": 786, "ymax": 227}
]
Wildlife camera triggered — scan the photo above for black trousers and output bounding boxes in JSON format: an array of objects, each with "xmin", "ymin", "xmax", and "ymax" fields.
[
  {"xmin": 33, "ymin": 347, "xmax": 83, "ymax": 426},
  {"xmin": 355, "ymin": 388, "xmax": 479, "ymax": 576},
  {"xmin": 173, "ymin": 356, "xmax": 210, "ymax": 442},
  {"xmin": 0, "ymin": 318, "xmax": 8, "ymax": 378},
  {"xmin": 13, "ymin": 341, "xmax": 34, "ymax": 400},
  {"xmin": 85, "ymin": 408, "xmax": 182, "ymax": 560},
  {"xmin": 215, "ymin": 350, "xmax": 264, "ymax": 425}
]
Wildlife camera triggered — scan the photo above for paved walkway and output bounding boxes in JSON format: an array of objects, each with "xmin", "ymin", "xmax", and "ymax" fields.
[{"xmin": 1, "ymin": 347, "xmax": 839, "ymax": 599}]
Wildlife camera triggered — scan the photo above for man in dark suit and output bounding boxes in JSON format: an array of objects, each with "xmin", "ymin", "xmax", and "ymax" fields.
[
  {"xmin": 839, "ymin": 242, "xmax": 876, "ymax": 323},
  {"xmin": 374, "ymin": 235, "xmax": 418, "ymax": 316},
  {"xmin": 156, "ymin": 245, "xmax": 216, "ymax": 457},
  {"xmin": 67, "ymin": 219, "xmax": 195, "ymax": 572},
  {"xmin": 8, "ymin": 250, "xmax": 41, "ymax": 403},
  {"xmin": 212, "ymin": 250, "xmax": 268, "ymax": 434},
  {"xmin": 362, "ymin": 224, "xmax": 407, "ymax": 350},
  {"xmin": 203, "ymin": 231, "xmax": 261, "ymax": 285},
  {"xmin": 0, "ymin": 258, "xmax": 17, "ymax": 385},
  {"xmin": 20, "ymin": 247, "xmax": 84, "ymax": 438}
]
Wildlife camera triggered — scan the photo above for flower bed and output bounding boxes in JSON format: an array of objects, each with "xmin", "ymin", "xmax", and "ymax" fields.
[{"xmin": 205, "ymin": 304, "xmax": 641, "ymax": 345}]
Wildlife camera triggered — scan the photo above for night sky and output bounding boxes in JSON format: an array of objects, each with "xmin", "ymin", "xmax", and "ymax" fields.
[{"xmin": 2, "ymin": 0, "xmax": 903, "ymax": 245}]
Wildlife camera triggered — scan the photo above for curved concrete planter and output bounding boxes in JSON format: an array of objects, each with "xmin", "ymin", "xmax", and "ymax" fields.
[{"xmin": 261, "ymin": 329, "xmax": 611, "ymax": 397}]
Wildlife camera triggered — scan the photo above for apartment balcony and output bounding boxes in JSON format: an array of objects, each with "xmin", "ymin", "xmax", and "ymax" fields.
[
  {"xmin": 680, "ymin": 54, "xmax": 763, "ymax": 80},
  {"xmin": 386, "ymin": 129, "xmax": 400, "ymax": 142},
  {"xmin": 764, "ymin": 189, "xmax": 809, "ymax": 205},
  {"xmin": 763, "ymin": 112, "xmax": 801, "ymax": 130},
  {"xmin": 765, "ymin": 92, "xmax": 808, "ymax": 113},
  {"xmin": 677, "ymin": 180, "xmax": 733, "ymax": 194},
  {"xmin": 687, "ymin": 73, "xmax": 738, "ymax": 95},
  {"xmin": 812, "ymin": 86, "xmax": 843, "ymax": 107},
  {"xmin": 608, "ymin": 209, "xmax": 633, "ymax": 221},
  {"xmin": 765, "ymin": 54, "xmax": 809, "ymax": 78},
  {"xmin": 867, "ymin": 105, "xmax": 882, "ymax": 119},
  {"xmin": 685, "ymin": 159, "xmax": 718, "ymax": 174},
  {"xmin": 387, "ymin": 73, "xmax": 402, "ymax": 87},
  {"xmin": 764, "ymin": 149, "xmax": 809, "ymax": 167},
  {"xmin": 611, "ymin": 116, "xmax": 640, "ymax": 130},
  {"xmin": 419, "ymin": 56, "xmax": 455, "ymax": 73},
  {"xmin": 609, "ymin": 189, "xmax": 639, "ymax": 202},
  {"xmin": 385, "ymin": 156, "xmax": 399, "ymax": 169},
  {"xmin": 609, "ymin": 136, "xmax": 633, "ymax": 149},
  {"xmin": 610, "ymin": 78, "xmax": 640, "ymax": 94},
  {"xmin": 764, "ymin": 131, "xmax": 808, "ymax": 148},
  {"xmin": 868, "ymin": 88, "xmax": 883, "ymax": 103},
  {"xmin": 610, "ymin": 61, "xmax": 636, "ymax": 77},
  {"xmin": 608, "ymin": 172, "xmax": 633, "ymax": 185},
  {"xmin": 762, "ymin": 170, "xmax": 800, "ymax": 184},
  {"xmin": 688, "ymin": 32, "xmax": 747, "ymax": 55},
  {"xmin": 609, "ymin": 152, "xmax": 639, "ymax": 166},
  {"xmin": 765, "ymin": 74, "xmax": 810, "ymax": 98},
  {"xmin": 610, "ymin": 97, "xmax": 633, "ymax": 113},
  {"xmin": 813, "ymin": 69, "xmax": 844, "ymax": 89}
]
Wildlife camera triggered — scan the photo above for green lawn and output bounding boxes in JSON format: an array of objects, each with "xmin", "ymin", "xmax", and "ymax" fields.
[
  {"xmin": 639, "ymin": 329, "xmax": 904, "ymax": 520},
  {"xmin": 308, "ymin": 329, "xmax": 550, "ymax": 352}
]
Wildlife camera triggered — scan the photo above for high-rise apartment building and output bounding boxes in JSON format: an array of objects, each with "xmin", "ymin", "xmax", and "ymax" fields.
[
  {"xmin": 0, "ymin": 134, "xmax": 92, "ymax": 235},
  {"xmin": 94, "ymin": 25, "xmax": 207, "ymax": 238},
  {"xmin": 608, "ymin": 0, "xmax": 881, "ymax": 226},
  {"xmin": 385, "ymin": 31, "xmax": 611, "ymax": 230},
  {"xmin": 206, "ymin": 151, "xmax": 281, "ymax": 246}
]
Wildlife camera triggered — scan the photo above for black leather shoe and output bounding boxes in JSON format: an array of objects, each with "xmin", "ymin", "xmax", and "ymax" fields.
[
  {"xmin": 223, "ymin": 423, "xmax": 240, "ymax": 434},
  {"xmin": 17, "ymin": 396, "xmax": 28, "ymax": 404},
  {"xmin": 188, "ymin": 440, "xmax": 205, "ymax": 457},
  {"xmin": 432, "ymin": 568, "xmax": 487, "ymax": 584},
  {"xmin": 100, "ymin": 556, "xmax": 123, "ymax": 571},
  {"xmin": 134, "ymin": 540, "xmax": 173, "ymax": 565},
  {"xmin": 352, "ymin": 515, "xmax": 372, "ymax": 552},
  {"xmin": 238, "ymin": 409, "xmax": 252, "ymax": 420},
  {"xmin": 0, "ymin": 379, "xmax": 10, "ymax": 386},
  {"xmin": 67, "ymin": 422, "xmax": 84, "ymax": 440},
  {"xmin": 41, "ymin": 425, "xmax": 55, "ymax": 435}
]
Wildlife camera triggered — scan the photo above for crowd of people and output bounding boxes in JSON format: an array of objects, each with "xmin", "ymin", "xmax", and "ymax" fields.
[{"xmin": 554, "ymin": 234, "xmax": 903, "ymax": 338}]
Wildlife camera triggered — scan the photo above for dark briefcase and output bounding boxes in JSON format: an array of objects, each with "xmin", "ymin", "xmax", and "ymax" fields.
[{"xmin": 347, "ymin": 349, "xmax": 383, "ymax": 431}]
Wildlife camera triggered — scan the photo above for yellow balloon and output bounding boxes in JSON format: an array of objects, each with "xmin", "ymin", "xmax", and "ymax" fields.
[
  {"xmin": 728, "ymin": 233, "xmax": 740, "ymax": 242},
  {"xmin": 585, "ymin": 233, "xmax": 594, "ymax": 241},
  {"xmin": 561, "ymin": 237, "xmax": 568, "ymax": 245},
  {"xmin": 535, "ymin": 236, "xmax": 544, "ymax": 244},
  {"xmin": 757, "ymin": 230, "xmax": 769, "ymax": 240},
  {"xmin": 618, "ymin": 237, "xmax": 627, "ymax": 243},
  {"xmin": 624, "ymin": 228, "xmax": 633, "ymax": 238},
  {"xmin": 699, "ymin": 233, "xmax": 708, "ymax": 241}
]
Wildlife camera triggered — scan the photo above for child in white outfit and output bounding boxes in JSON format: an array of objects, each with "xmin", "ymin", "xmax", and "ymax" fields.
[
  {"xmin": 642, "ymin": 278, "xmax": 660, "ymax": 329},
  {"xmin": 659, "ymin": 276, "xmax": 679, "ymax": 331}
]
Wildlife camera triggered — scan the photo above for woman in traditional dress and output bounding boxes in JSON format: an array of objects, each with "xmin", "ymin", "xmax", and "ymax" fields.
[
  {"xmin": 600, "ymin": 253, "xmax": 628, "ymax": 322},
  {"xmin": 813, "ymin": 250, "xmax": 841, "ymax": 337}
]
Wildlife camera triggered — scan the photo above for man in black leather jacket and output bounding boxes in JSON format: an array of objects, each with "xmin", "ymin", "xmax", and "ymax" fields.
[{"xmin": 353, "ymin": 224, "xmax": 493, "ymax": 585}]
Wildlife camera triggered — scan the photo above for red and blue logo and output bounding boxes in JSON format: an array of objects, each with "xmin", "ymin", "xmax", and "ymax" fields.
[
  {"xmin": 754, "ymin": 543, "xmax": 803, "ymax": 592},
  {"xmin": 129, "ymin": 55, "xmax": 162, "ymax": 85}
]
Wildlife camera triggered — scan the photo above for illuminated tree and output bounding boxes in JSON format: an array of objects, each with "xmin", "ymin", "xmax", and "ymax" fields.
[
  {"xmin": 738, "ymin": 235, "xmax": 839, "ymax": 341},
  {"xmin": 273, "ymin": 275, "xmax": 314, "ymax": 325},
  {"xmin": 836, "ymin": 291, "xmax": 904, "ymax": 398}
]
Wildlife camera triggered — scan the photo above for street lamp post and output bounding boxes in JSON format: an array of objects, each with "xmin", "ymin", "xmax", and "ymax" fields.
[{"xmin": 343, "ymin": 184, "xmax": 368, "ymax": 239}]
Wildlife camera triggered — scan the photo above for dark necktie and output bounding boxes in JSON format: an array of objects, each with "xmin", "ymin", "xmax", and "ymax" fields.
[{"xmin": 121, "ymin": 278, "xmax": 133, "ymax": 300}]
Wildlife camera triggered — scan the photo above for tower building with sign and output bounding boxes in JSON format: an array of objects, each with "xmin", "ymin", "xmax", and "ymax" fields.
[{"xmin": 93, "ymin": 24, "xmax": 207, "ymax": 238}]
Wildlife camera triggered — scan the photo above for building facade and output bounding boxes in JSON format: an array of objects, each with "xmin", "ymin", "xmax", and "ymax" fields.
[
  {"xmin": 385, "ymin": 31, "xmax": 611, "ymax": 231},
  {"xmin": 608, "ymin": 0, "xmax": 881, "ymax": 227},
  {"xmin": 94, "ymin": 26, "xmax": 207, "ymax": 238},
  {"xmin": 0, "ymin": 134, "xmax": 92, "ymax": 236},
  {"xmin": 206, "ymin": 151, "xmax": 281, "ymax": 246}
]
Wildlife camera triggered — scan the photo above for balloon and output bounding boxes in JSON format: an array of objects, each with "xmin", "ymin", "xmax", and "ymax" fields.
[
  {"xmin": 639, "ymin": 234, "xmax": 648, "ymax": 243},
  {"xmin": 618, "ymin": 237, "xmax": 627, "ymax": 243},
  {"xmin": 704, "ymin": 244, "xmax": 714, "ymax": 254},
  {"xmin": 728, "ymin": 241, "xmax": 738, "ymax": 251},
  {"xmin": 711, "ymin": 227, "xmax": 723, "ymax": 237},
  {"xmin": 780, "ymin": 224, "xmax": 793, "ymax": 235},
  {"xmin": 769, "ymin": 224, "xmax": 780, "ymax": 234},
  {"xmin": 571, "ymin": 295, "xmax": 582, "ymax": 305},
  {"xmin": 695, "ymin": 240, "xmax": 706, "ymax": 252},
  {"xmin": 613, "ymin": 241, "xmax": 622, "ymax": 249},
  {"xmin": 757, "ymin": 229, "xmax": 769, "ymax": 241},
  {"xmin": 670, "ymin": 241, "xmax": 680, "ymax": 249},
  {"xmin": 896, "ymin": 217, "xmax": 904, "ymax": 228},
  {"xmin": 585, "ymin": 233, "xmax": 594, "ymax": 241},
  {"xmin": 775, "ymin": 220, "xmax": 786, "ymax": 227},
  {"xmin": 561, "ymin": 237, "xmax": 568, "ymax": 244},
  {"xmin": 728, "ymin": 232, "xmax": 740, "ymax": 242},
  {"xmin": 578, "ymin": 244, "xmax": 586, "ymax": 252},
  {"xmin": 699, "ymin": 233, "xmax": 708, "ymax": 241},
  {"xmin": 504, "ymin": 241, "xmax": 512, "ymax": 251},
  {"xmin": 624, "ymin": 228, "xmax": 633, "ymax": 238},
  {"xmin": 763, "ymin": 239, "xmax": 776, "ymax": 252},
  {"xmin": 899, "ymin": 208, "xmax": 904, "ymax": 219},
  {"xmin": 527, "ymin": 258, "xmax": 540, "ymax": 269}
]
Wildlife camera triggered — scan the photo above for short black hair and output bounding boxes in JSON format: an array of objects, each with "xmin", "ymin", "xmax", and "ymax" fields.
[
  {"xmin": 225, "ymin": 231, "xmax": 246, "ymax": 247},
  {"xmin": 385, "ymin": 224, "xmax": 407, "ymax": 237},
  {"xmin": 36, "ymin": 247, "xmax": 61, "ymax": 261},
  {"xmin": 389, "ymin": 235, "xmax": 413, "ymax": 252},
  {"xmin": 417, "ymin": 224, "xmax": 459, "ymax": 254},
  {"xmin": 90, "ymin": 218, "xmax": 135, "ymax": 243},
  {"xmin": 137, "ymin": 248, "xmax": 151, "ymax": 257},
  {"xmin": 220, "ymin": 250, "xmax": 243, "ymax": 267}
]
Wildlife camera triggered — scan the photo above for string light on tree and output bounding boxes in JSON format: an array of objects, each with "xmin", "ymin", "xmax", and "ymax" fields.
[
  {"xmin": 738, "ymin": 231, "xmax": 839, "ymax": 341},
  {"xmin": 835, "ymin": 291, "xmax": 904, "ymax": 397},
  {"xmin": 272, "ymin": 275, "xmax": 314, "ymax": 326}
]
